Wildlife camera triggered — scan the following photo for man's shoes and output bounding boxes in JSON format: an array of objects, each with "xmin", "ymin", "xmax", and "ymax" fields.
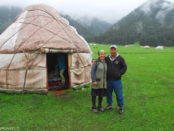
[
  {"xmin": 104, "ymin": 104, "xmax": 113, "ymax": 110},
  {"xmin": 118, "ymin": 107, "xmax": 124, "ymax": 114},
  {"xmin": 92, "ymin": 108, "xmax": 98, "ymax": 113},
  {"xmin": 98, "ymin": 107, "xmax": 105, "ymax": 112}
]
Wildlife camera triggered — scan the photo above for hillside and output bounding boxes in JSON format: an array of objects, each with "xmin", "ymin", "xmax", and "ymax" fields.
[
  {"xmin": 90, "ymin": 0, "xmax": 174, "ymax": 46},
  {"xmin": 77, "ymin": 16, "xmax": 112, "ymax": 37},
  {"xmin": 0, "ymin": 6, "xmax": 112, "ymax": 39}
]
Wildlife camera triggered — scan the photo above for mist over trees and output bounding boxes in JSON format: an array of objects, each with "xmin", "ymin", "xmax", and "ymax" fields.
[
  {"xmin": 61, "ymin": 14, "xmax": 112, "ymax": 38},
  {"xmin": 1, "ymin": 0, "xmax": 174, "ymax": 46},
  {"xmin": 0, "ymin": 6, "xmax": 112, "ymax": 40},
  {"xmin": 88, "ymin": 0, "xmax": 174, "ymax": 46}
]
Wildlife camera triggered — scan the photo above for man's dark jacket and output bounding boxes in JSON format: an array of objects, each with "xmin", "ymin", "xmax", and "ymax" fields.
[{"xmin": 105, "ymin": 55, "xmax": 127, "ymax": 81}]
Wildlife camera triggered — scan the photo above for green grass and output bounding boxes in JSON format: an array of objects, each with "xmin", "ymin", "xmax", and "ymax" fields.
[{"xmin": 1, "ymin": 43, "xmax": 174, "ymax": 131}]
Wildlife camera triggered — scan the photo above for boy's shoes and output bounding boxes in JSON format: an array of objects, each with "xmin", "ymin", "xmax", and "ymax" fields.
[
  {"xmin": 118, "ymin": 107, "xmax": 124, "ymax": 114},
  {"xmin": 92, "ymin": 108, "xmax": 98, "ymax": 113},
  {"xmin": 104, "ymin": 104, "xmax": 113, "ymax": 110},
  {"xmin": 98, "ymin": 107, "xmax": 105, "ymax": 112}
]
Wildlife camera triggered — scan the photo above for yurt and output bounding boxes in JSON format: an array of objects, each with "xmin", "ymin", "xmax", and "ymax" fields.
[
  {"xmin": 155, "ymin": 46, "xmax": 164, "ymax": 50},
  {"xmin": 0, "ymin": 4, "xmax": 92, "ymax": 93}
]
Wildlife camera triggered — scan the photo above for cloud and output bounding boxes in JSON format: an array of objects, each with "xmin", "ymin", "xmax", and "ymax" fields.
[{"xmin": 0, "ymin": 0, "xmax": 174, "ymax": 23}]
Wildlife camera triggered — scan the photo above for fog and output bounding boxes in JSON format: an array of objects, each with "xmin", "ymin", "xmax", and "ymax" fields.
[{"xmin": 0, "ymin": 0, "xmax": 174, "ymax": 23}]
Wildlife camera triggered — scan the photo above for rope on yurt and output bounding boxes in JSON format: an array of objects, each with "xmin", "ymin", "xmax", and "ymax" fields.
[
  {"xmin": 2, "ymin": 8, "xmax": 89, "ymax": 95},
  {"xmin": 2, "ymin": 18, "xmax": 39, "ymax": 89},
  {"xmin": 39, "ymin": 9, "xmax": 90, "ymax": 86},
  {"xmin": 29, "ymin": 9, "xmax": 88, "ymax": 67},
  {"xmin": 21, "ymin": 51, "xmax": 41, "ymax": 100},
  {"xmin": 0, "ymin": 15, "xmax": 41, "ymax": 49},
  {"xmin": 26, "ymin": 8, "xmax": 90, "ymax": 70},
  {"xmin": 21, "ymin": 51, "xmax": 29, "ymax": 100},
  {"xmin": 2, "ymin": 15, "xmax": 46, "ymax": 90},
  {"xmin": 15, "ymin": 10, "xmax": 63, "ymax": 97},
  {"xmin": 6, "ymin": 18, "xmax": 51, "ymax": 98}
]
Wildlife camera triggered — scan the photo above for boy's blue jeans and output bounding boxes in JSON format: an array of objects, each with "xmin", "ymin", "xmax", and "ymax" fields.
[{"xmin": 107, "ymin": 80, "xmax": 124, "ymax": 107}]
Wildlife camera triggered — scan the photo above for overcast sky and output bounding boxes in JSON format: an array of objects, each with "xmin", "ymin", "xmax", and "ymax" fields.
[{"xmin": 0, "ymin": 0, "xmax": 174, "ymax": 23}]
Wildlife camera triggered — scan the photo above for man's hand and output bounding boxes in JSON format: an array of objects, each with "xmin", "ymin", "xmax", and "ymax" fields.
[
  {"xmin": 93, "ymin": 81, "xmax": 98, "ymax": 86},
  {"xmin": 92, "ymin": 60, "xmax": 96, "ymax": 64}
]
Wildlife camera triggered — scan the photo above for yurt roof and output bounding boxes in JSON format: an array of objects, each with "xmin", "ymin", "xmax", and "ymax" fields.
[{"xmin": 0, "ymin": 4, "xmax": 91, "ymax": 54}]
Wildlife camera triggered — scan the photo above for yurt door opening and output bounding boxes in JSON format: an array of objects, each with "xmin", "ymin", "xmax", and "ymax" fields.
[{"xmin": 46, "ymin": 53, "xmax": 70, "ymax": 91}]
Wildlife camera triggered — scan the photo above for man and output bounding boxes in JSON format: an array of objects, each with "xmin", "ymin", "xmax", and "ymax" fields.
[{"xmin": 105, "ymin": 45, "xmax": 127, "ymax": 114}]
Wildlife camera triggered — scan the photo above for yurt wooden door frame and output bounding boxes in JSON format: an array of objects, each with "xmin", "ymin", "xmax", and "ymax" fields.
[{"xmin": 46, "ymin": 53, "xmax": 71, "ymax": 92}]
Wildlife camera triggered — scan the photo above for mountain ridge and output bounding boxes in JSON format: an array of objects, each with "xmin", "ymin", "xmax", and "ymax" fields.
[
  {"xmin": 89, "ymin": 0, "xmax": 174, "ymax": 46},
  {"xmin": 0, "ymin": 6, "xmax": 112, "ymax": 40}
]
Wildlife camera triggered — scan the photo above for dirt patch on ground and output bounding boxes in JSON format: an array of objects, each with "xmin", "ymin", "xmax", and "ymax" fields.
[
  {"xmin": 53, "ymin": 93, "xmax": 71, "ymax": 98},
  {"xmin": 8, "ymin": 120, "xmax": 13, "ymax": 124},
  {"xmin": 0, "ymin": 101, "xmax": 3, "ymax": 105}
]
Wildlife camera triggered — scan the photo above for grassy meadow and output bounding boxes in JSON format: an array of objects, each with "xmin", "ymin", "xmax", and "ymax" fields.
[{"xmin": 0, "ymin": 43, "xmax": 174, "ymax": 131}]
